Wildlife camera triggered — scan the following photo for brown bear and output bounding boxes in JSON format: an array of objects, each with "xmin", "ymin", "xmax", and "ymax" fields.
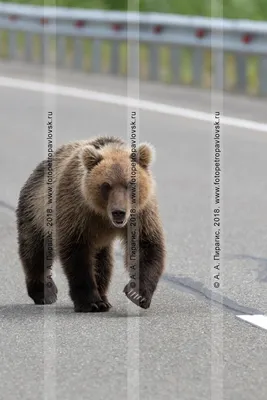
[{"xmin": 16, "ymin": 136, "xmax": 165, "ymax": 312}]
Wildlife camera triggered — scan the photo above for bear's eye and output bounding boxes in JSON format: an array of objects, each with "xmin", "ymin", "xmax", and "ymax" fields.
[{"xmin": 100, "ymin": 182, "xmax": 111, "ymax": 200}]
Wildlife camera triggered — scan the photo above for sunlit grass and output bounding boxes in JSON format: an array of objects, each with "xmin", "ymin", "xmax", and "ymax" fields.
[{"xmin": 2, "ymin": 0, "xmax": 267, "ymax": 20}]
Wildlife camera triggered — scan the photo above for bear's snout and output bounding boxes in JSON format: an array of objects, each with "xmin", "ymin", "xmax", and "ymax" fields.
[{"xmin": 111, "ymin": 209, "xmax": 126, "ymax": 227}]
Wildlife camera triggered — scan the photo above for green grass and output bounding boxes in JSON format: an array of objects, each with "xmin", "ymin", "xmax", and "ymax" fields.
[{"xmin": 2, "ymin": 0, "xmax": 267, "ymax": 20}]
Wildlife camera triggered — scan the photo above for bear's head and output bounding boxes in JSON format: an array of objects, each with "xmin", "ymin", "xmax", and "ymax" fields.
[{"xmin": 80, "ymin": 142, "xmax": 155, "ymax": 228}]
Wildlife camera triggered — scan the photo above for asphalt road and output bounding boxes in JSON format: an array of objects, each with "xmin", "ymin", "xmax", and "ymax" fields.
[{"xmin": 0, "ymin": 61, "xmax": 267, "ymax": 400}]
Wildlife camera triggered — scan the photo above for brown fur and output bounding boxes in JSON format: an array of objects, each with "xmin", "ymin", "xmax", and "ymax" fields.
[{"xmin": 16, "ymin": 136, "xmax": 165, "ymax": 312}]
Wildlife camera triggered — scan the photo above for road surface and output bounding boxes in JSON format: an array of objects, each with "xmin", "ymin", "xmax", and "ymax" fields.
[{"xmin": 0, "ymin": 61, "xmax": 267, "ymax": 400}]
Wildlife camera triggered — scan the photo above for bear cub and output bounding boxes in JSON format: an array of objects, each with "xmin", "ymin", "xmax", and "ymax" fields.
[{"xmin": 16, "ymin": 136, "xmax": 165, "ymax": 312}]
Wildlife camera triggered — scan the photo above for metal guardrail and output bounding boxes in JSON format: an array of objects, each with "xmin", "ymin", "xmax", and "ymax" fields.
[{"xmin": 0, "ymin": 2, "xmax": 267, "ymax": 95}]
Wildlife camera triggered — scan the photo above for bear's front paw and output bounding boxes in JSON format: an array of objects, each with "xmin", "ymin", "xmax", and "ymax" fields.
[{"xmin": 123, "ymin": 282, "xmax": 151, "ymax": 309}]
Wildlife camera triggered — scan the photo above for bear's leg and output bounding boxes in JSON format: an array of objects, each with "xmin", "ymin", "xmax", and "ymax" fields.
[
  {"xmin": 94, "ymin": 246, "xmax": 113, "ymax": 309},
  {"xmin": 123, "ymin": 229, "xmax": 165, "ymax": 309},
  {"xmin": 18, "ymin": 230, "xmax": 58, "ymax": 305},
  {"xmin": 59, "ymin": 236, "xmax": 110, "ymax": 313}
]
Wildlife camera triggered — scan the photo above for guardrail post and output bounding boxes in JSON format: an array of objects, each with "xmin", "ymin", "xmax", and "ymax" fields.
[
  {"xmin": 127, "ymin": 41, "xmax": 139, "ymax": 79},
  {"xmin": 110, "ymin": 41, "xmax": 120, "ymax": 75},
  {"xmin": 8, "ymin": 30, "xmax": 16, "ymax": 60},
  {"xmin": 148, "ymin": 44, "xmax": 159, "ymax": 81},
  {"xmin": 212, "ymin": 49, "xmax": 224, "ymax": 91},
  {"xmin": 91, "ymin": 38, "xmax": 101, "ymax": 73},
  {"xmin": 73, "ymin": 37, "xmax": 83, "ymax": 70},
  {"xmin": 25, "ymin": 32, "xmax": 33, "ymax": 62},
  {"xmin": 40, "ymin": 32, "xmax": 49, "ymax": 64},
  {"xmin": 235, "ymin": 54, "xmax": 247, "ymax": 92},
  {"xmin": 170, "ymin": 46, "xmax": 180, "ymax": 84},
  {"xmin": 56, "ymin": 35, "xmax": 66, "ymax": 67},
  {"xmin": 192, "ymin": 47, "xmax": 204, "ymax": 86}
]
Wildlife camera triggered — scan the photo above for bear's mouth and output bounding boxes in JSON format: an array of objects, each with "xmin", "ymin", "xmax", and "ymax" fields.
[{"xmin": 111, "ymin": 219, "xmax": 126, "ymax": 228}]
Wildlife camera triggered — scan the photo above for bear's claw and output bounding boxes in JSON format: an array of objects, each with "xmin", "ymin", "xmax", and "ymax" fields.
[
  {"xmin": 123, "ymin": 283, "xmax": 151, "ymax": 309},
  {"xmin": 74, "ymin": 300, "xmax": 111, "ymax": 313}
]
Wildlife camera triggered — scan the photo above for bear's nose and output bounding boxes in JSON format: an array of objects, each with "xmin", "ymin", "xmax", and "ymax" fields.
[{"xmin": 112, "ymin": 210, "xmax": 126, "ymax": 221}]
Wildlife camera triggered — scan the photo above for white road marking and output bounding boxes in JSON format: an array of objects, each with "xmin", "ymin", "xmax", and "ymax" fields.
[
  {"xmin": 0, "ymin": 76, "xmax": 267, "ymax": 133},
  {"xmin": 236, "ymin": 315, "xmax": 267, "ymax": 331}
]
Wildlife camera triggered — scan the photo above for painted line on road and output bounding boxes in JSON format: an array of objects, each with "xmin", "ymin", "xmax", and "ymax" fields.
[
  {"xmin": 163, "ymin": 273, "xmax": 261, "ymax": 315},
  {"xmin": 236, "ymin": 315, "xmax": 267, "ymax": 331},
  {"xmin": 0, "ymin": 76, "xmax": 267, "ymax": 133},
  {"xmin": 162, "ymin": 275, "xmax": 267, "ymax": 331}
]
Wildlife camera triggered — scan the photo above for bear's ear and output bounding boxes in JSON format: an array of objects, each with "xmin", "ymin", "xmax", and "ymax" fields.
[
  {"xmin": 81, "ymin": 145, "xmax": 103, "ymax": 170},
  {"xmin": 136, "ymin": 143, "xmax": 155, "ymax": 169}
]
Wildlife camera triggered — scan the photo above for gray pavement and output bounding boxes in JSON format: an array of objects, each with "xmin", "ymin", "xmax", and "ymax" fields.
[{"xmin": 0, "ymin": 61, "xmax": 267, "ymax": 400}]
